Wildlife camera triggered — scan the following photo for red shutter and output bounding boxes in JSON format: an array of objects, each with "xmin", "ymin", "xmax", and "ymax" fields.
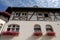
[
  {"xmin": 46, "ymin": 32, "xmax": 55, "ymax": 36},
  {"xmin": 1, "ymin": 31, "xmax": 19, "ymax": 36},
  {"xmin": 33, "ymin": 32, "xmax": 42, "ymax": 36}
]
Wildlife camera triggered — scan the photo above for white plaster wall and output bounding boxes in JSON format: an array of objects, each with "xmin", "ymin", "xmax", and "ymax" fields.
[
  {"xmin": 0, "ymin": 21, "xmax": 60, "ymax": 40},
  {"xmin": 0, "ymin": 19, "xmax": 6, "ymax": 34}
]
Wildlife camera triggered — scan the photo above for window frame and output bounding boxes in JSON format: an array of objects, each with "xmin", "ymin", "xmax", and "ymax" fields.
[
  {"xmin": 46, "ymin": 25, "xmax": 53, "ymax": 32},
  {"xmin": 7, "ymin": 24, "xmax": 20, "ymax": 32},
  {"xmin": 34, "ymin": 24, "xmax": 41, "ymax": 32},
  {"xmin": 12, "ymin": 12, "xmax": 28, "ymax": 20},
  {"xmin": 0, "ymin": 23, "xmax": 3, "ymax": 30}
]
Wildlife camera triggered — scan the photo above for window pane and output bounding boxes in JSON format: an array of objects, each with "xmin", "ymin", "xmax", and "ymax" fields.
[
  {"xmin": 38, "ymin": 13, "xmax": 43, "ymax": 16},
  {"xmin": 46, "ymin": 28, "xmax": 53, "ymax": 31},
  {"xmin": 16, "ymin": 25, "xmax": 19, "ymax": 28},
  {"xmin": 7, "ymin": 28, "xmax": 10, "ymax": 31},
  {"xmin": 15, "ymin": 12, "xmax": 20, "ymax": 16},
  {"xmin": 12, "ymin": 28, "xmax": 15, "ymax": 31},
  {"xmin": 8, "ymin": 24, "xmax": 20, "ymax": 32},
  {"xmin": 8, "ymin": 25, "xmax": 11, "ymax": 27},
  {"xmin": 13, "ymin": 25, "xmax": 15, "ymax": 28},
  {"xmin": 34, "ymin": 28, "xmax": 41, "ymax": 30},
  {"xmin": 44, "ymin": 14, "xmax": 48, "ymax": 17},
  {"xmin": 34, "ymin": 24, "xmax": 41, "ymax": 32},
  {"xmin": 16, "ymin": 28, "xmax": 19, "ymax": 32},
  {"xmin": 0, "ymin": 24, "xmax": 3, "ymax": 30},
  {"xmin": 46, "ymin": 25, "xmax": 53, "ymax": 32},
  {"xmin": 22, "ymin": 13, "xmax": 27, "ymax": 15}
]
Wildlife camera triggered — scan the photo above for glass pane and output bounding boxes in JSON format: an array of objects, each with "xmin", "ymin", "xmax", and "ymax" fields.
[
  {"xmin": 34, "ymin": 28, "xmax": 41, "ymax": 30},
  {"xmin": 46, "ymin": 25, "xmax": 53, "ymax": 32},
  {"xmin": 8, "ymin": 25, "xmax": 11, "ymax": 27},
  {"xmin": 7, "ymin": 28, "xmax": 10, "ymax": 31},
  {"xmin": 12, "ymin": 28, "xmax": 15, "ymax": 31},
  {"xmin": 38, "ymin": 13, "xmax": 43, "ymax": 16},
  {"xmin": 13, "ymin": 25, "xmax": 15, "ymax": 28},
  {"xmin": 16, "ymin": 25, "xmax": 19, "ymax": 28},
  {"xmin": 16, "ymin": 28, "xmax": 19, "ymax": 32},
  {"xmin": 44, "ymin": 14, "xmax": 48, "ymax": 17}
]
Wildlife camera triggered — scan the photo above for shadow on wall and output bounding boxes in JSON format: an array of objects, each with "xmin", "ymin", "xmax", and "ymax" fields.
[
  {"xmin": 26, "ymin": 35, "xmax": 54, "ymax": 40},
  {"xmin": 26, "ymin": 35, "xmax": 40, "ymax": 40},
  {"xmin": 40, "ymin": 35, "xmax": 54, "ymax": 40},
  {"xmin": 0, "ymin": 36, "xmax": 14, "ymax": 40}
]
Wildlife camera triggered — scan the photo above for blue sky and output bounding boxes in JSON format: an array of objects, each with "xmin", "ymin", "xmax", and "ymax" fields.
[{"xmin": 0, "ymin": 0, "xmax": 60, "ymax": 11}]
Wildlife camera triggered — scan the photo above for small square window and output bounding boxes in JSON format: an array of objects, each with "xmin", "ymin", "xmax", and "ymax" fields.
[
  {"xmin": 25, "ymin": 13, "xmax": 27, "ymax": 15},
  {"xmin": 16, "ymin": 28, "xmax": 19, "ymax": 32},
  {"xmin": 16, "ymin": 25, "xmax": 19, "ymax": 28},
  {"xmin": 38, "ymin": 13, "xmax": 42, "ymax": 16},
  {"xmin": 12, "ymin": 28, "xmax": 15, "ymax": 31},
  {"xmin": 7, "ymin": 28, "xmax": 10, "ymax": 31},
  {"xmin": 16, "ymin": 12, "xmax": 20, "ymax": 16},
  {"xmin": 13, "ymin": 25, "xmax": 15, "ymax": 28},
  {"xmin": 44, "ymin": 14, "xmax": 48, "ymax": 17},
  {"xmin": 8, "ymin": 25, "xmax": 11, "ymax": 27},
  {"xmin": 22, "ymin": 13, "xmax": 27, "ymax": 15}
]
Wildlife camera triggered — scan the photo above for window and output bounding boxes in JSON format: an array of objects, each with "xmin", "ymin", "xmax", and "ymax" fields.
[
  {"xmin": 22, "ymin": 13, "xmax": 27, "ymax": 16},
  {"xmin": 0, "ymin": 23, "xmax": 3, "ymax": 30},
  {"xmin": 46, "ymin": 25, "xmax": 53, "ymax": 32},
  {"xmin": 12, "ymin": 12, "xmax": 28, "ymax": 20},
  {"xmin": 38, "ymin": 13, "xmax": 43, "ymax": 16},
  {"xmin": 12, "ymin": 12, "xmax": 20, "ymax": 20},
  {"xmin": 37, "ymin": 12, "xmax": 44, "ymax": 21},
  {"xmin": 44, "ymin": 14, "xmax": 48, "ymax": 17},
  {"xmin": 33, "ymin": 24, "xmax": 42, "ymax": 36},
  {"xmin": 15, "ymin": 12, "xmax": 27, "ymax": 16},
  {"xmin": 1, "ymin": 24, "xmax": 20, "ymax": 36},
  {"xmin": 46, "ymin": 24, "xmax": 55, "ymax": 36},
  {"xmin": 19, "ymin": 12, "xmax": 27, "ymax": 20},
  {"xmin": 15, "ymin": 12, "xmax": 20, "ymax": 16},
  {"xmin": 7, "ymin": 24, "xmax": 20, "ymax": 32},
  {"xmin": 37, "ymin": 12, "xmax": 43, "ymax": 17},
  {"xmin": 34, "ymin": 24, "xmax": 41, "ymax": 32}
]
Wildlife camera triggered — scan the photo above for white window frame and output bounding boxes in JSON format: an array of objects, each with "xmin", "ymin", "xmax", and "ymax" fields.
[{"xmin": 7, "ymin": 24, "xmax": 20, "ymax": 32}]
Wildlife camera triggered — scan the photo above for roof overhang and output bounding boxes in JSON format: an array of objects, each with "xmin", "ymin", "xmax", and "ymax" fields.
[{"xmin": 6, "ymin": 7, "xmax": 60, "ymax": 13}]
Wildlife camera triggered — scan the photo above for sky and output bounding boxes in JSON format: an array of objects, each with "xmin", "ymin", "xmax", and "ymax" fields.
[{"xmin": 0, "ymin": 0, "xmax": 60, "ymax": 11}]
